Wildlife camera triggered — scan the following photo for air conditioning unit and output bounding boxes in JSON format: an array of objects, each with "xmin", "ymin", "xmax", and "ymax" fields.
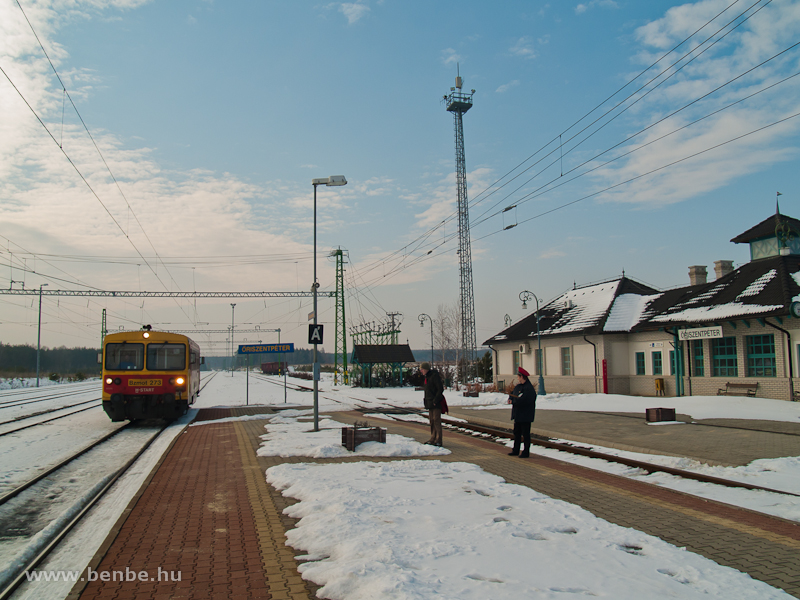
[{"xmin": 519, "ymin": 343, "xmax": 530, "ymax": 354}]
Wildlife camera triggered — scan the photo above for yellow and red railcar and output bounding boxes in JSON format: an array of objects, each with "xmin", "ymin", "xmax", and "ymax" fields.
[{"xmin": 101, "ymin": 329, "xmax": 201, "ymax": 421}]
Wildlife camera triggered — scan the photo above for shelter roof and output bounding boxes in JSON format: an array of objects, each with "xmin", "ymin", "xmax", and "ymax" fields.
[{"xmin": 352, "ymin": 344, "xmax": 416, "ymax": 364}]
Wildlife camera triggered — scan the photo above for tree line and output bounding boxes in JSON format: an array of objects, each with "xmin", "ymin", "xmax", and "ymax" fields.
[{"xmin": 0, "ymin": 343, "xmax": 101, "ymax": 377}]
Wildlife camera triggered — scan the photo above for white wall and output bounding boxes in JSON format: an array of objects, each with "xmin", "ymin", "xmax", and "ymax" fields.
[{"xmin": 574, "ymin": 344, "xmax": 595, "ymax": 376}]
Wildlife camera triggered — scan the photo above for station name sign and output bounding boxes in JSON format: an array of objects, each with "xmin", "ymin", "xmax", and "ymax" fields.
[
  {"xmin": 678, "ymin": 326, "xmax": 723, "ymax": 341},
  {"xmin": 238, "ymin": 343, "xmax": 295, "ymax": 354}
]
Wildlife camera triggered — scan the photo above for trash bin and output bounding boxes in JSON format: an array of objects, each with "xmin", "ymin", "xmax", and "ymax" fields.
[{"xmin": 654, "ymin": 378, "xmax": 665, "ymax": 396}]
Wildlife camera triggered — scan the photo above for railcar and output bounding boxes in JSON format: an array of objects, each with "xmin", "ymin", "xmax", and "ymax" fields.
[
  {"xmin": 101, "ymin": 328, "xmax": 201, "ymax": 421},
  {"xmin": 260, "ymin": 361, "xmax": 288, "ymax": 375}
]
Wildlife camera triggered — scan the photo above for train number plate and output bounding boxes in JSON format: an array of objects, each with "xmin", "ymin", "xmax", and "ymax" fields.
[{"xmin": 128, "ymin": 379, "xmax": 162, "ymax": 386}]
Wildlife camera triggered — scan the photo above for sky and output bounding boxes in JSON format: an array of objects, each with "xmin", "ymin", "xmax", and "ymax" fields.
[{"xmin": 1, "ymin": 0, "xmax": 799, "ymax": 355}]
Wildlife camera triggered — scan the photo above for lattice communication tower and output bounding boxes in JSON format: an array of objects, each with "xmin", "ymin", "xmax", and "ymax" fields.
[{"xmin": 444, "ymin": 70, "xmax": 477, "ymax": 383}]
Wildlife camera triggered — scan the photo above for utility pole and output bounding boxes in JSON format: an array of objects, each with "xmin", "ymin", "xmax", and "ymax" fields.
[
  {"xmin": 230, "ymin": 303, "xmax": 236, "ymax": 376},
  {"xmin": 36, "ymin": 283, "xmax": 48, "ymax": 387},
  {"xmin": 444, "ymin": 66, "xmax": 477, "ymax": 385},
  {"xmin": 331, "ymin": 248, "xmax": 348, "ymax": 385}
]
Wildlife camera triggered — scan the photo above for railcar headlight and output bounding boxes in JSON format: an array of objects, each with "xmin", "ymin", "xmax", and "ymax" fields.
[
  {"xmin": 114, "ymin": 378, "xmax": 121, "ymax": 385},
  {"xmin": 105, "ymin": 377, "xmax": 113, "ymax": 385},
  {"xmin": 143, "ymin": 332, "xmax": 150, "ymax": 338},
  {"xmin": 176, "ymin": 377, "xmax": 185, "ymax": 385}
]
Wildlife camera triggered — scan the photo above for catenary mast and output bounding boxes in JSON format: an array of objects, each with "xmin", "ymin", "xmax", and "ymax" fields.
[{"xmin": 444, "ymin": 68, "xmax": 477, "ymax": 384}]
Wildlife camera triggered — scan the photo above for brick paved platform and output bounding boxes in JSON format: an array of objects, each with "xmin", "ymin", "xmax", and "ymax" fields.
[{"xmin": 72, "ymin": 406, "xmax": 800, "ymax": 599}]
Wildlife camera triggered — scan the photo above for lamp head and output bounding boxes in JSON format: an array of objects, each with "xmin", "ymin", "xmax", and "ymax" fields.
[
  {"xmin": 522, "ymin": 301, "xmax": 528, "ymax": 310},
  {"xmin": 313, "ymin": 176, "xmax": 348, "ymax": 186}
]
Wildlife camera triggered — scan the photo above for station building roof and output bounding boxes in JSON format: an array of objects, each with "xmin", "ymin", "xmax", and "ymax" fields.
[{"xmin": 485, "ymin": 212, "xmax": 800, "ymax": 346}]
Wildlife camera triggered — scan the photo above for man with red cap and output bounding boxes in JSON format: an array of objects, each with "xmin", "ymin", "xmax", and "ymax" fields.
[{"xmin": 507, "ymin": 366, "xmax": 537, "ymax": 457}]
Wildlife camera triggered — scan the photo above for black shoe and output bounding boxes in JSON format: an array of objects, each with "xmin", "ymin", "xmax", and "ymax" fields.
[
  {"xmin": 518, "ymin": 452, "xmax": 529, "ymax": 458},
  {"xmin": 434, "ymin": 442, "xmax": 443, "ymax": 447},
  {"xmin": 508, "ymin": 451, "xmax": 519, "ymax": 456}
]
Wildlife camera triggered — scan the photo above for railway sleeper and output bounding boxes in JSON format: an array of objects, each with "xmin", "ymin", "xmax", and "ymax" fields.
[{"xmin": 105, "ymin": 393, "xmax": 189, "ymax": 422}]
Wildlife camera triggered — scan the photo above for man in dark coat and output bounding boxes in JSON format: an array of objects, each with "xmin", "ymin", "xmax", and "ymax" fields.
[
  {"xmin": 420, "ymin": 362, "xmax": 444, "ymax": 446},
  {"xmin": 507, "ymin": 367, "xmax": 537, "ymax": 458}
]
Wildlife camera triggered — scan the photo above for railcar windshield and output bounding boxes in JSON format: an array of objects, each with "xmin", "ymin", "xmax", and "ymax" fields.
[
  {"xmin": 105, "ymin": 343, "xmax": 144, "ymax": 371},
  {"xmin": 146, "ymin": 343, "xmax": 186, "ymax": 370}
]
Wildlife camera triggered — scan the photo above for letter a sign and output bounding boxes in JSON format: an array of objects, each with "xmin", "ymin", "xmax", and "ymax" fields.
[{"xmin": 308, "ymin": 324, "xmax": 324, "ymax": 345}]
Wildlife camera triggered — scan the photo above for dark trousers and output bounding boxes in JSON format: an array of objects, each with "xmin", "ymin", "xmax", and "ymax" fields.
[
  {"xmin": 428, "ymin": 408, "xmax": 442, "ymax": 444},
  {"xmin": 513, "ymin": 421, "xmax": 532, "ymax": 455}
]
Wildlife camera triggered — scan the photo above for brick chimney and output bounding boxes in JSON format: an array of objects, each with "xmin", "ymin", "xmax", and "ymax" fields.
[
  {"xmin": 714, "ymin": 260, "xmax": 734, "ymax": 280},
  {"xmin": 688, "ymin": 265, "xmax": 707, "ymax": 286}
]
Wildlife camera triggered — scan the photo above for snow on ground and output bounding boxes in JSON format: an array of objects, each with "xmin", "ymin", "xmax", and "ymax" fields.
[
  {"xmin": 267, "ymin": 460, "xmax": 790, "ymax": 600},
  {"xmin": 254, "ymin": 411, "xmax": 450, "ymax": 458},
  {"xmin": 198, "ymin": 372, "xmax": 800, "ymax": 520},
  {"xmin": 489, "ymin": 436, "xmax": 800, "ymax": 522}
]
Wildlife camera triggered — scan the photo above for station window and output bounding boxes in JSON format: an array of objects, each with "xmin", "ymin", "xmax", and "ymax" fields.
[
  {"xmin": 669, "ymin": 350, "xmax": 676, "ymax": 376},
  {"xmin": 652, "ymin": 351, "xmax": 663, "ymax": 376},
  {"xmin": 513, "ymin": 350, "xmax": 520, "ymax": 376},
  {"xmin": 635, "ymin": 352, "xmax": 645, "ymax": 375},
  {"xmin": 746, "ymin": 334, "xmax": 775, "ymax": 377},
  {"xmin": 561, "ymin": 347, "xmax": 571, "ymax": 376},
  {"xmin": 693, "ymin": 340, "xmax": 704, "ymax": 377},
  {"xmin": 712, "ymin": 337, "xmax": 738, "ymax": 377}
]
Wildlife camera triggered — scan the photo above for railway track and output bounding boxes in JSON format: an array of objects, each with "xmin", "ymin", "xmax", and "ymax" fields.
[
  {"xmin": 0, "ymin": 422, "xmax": 169, "ymax": 600},
  {"xmin": 0, "ymin": 400, "xmax": 103, "ymax": 437},
  {"xmin": 251, "ymin": 374, "xmax": 800, "ymax": 500}
]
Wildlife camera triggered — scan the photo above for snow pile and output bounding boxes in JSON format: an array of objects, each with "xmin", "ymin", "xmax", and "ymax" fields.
[
  {"xmin": 256, "ymin": 412, "xmax": 450, "ymax": 458},
  {"xmin": 267, "ymin": 460, "xmax": 790, "ymax": 599}
]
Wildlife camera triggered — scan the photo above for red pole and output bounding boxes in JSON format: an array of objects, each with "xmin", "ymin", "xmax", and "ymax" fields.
[{"xmin": 602, "ymin": 359, "xmax": 608, "ymax": 394}]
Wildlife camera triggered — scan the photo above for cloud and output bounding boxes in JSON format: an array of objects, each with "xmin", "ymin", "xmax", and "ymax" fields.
[
  {"xmin": 339, "ymin": 2, "xmax": 369, "ymax": 24},
  {"xmin": 509, "ymin": 37, "xmax": 536, "ymax": 60},
  {"xmin": 575, "ymin": 0, "xmax": 619, "ymax": 15},
  {"xmin": 496, "ymin": 80, "xmax": 520, "ymax": 94},
  {"xmin": 441, "ymin": 48, "xmax": 461, "ymax": 67},
  {"xmin": 540, "ymin": 249, "xmax": 566, "ymax": 259},
  {"xmin": 580, "ymin": 0, "xmax": 800, "ymax": 207}
]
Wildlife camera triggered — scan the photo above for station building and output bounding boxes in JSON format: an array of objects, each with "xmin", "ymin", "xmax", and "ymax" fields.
[{"xmin": 484, "ymin": 211, "xmax": 800, "ymax": 402}]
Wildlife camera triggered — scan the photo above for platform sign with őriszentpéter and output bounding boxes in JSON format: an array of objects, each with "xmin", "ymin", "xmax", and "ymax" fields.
[{"xmin": 678, "ymin": 326, "xmax": 723, "ymax": 341}]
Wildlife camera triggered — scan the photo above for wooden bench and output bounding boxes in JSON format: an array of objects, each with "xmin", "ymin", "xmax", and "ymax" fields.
[{"xmin": 717, "ymin": 382, "xmax": 758, "ymax": 397}]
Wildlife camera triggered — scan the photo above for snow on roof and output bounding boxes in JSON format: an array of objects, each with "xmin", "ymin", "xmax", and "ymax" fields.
[
  {"xmin": 682, "ymin": 282, "xmax": 725, "ymax": 306},
  {"xmin": 650, "ymin": 301, "xmax": 784, "ymax": 324},
  {"xmin": 541, "ymin": 281, "xmax": 620, "ymax": 336},
  {"xmin": 736, "ymin": 269, "xmax": 776, "ymax": 300},
  {"xmin": 603, "ymin": 293, "xmax": 662, "ymax": 332}
]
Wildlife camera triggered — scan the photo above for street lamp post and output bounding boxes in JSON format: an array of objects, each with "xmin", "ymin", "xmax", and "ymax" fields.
[
  {"xmin": 312, "ymin": 176, "xmax": 347, "ymax": 431},
  {"xmin": 36, "ymin": 283, "xmax": 48, "ymax": 387},
  {"xmin": 519, "ymin": 290, "xmax": 546, "ymax": 395},
  {"xmin": 418, "ymin": 313, "xmax": 434, "ymax": 369}
]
